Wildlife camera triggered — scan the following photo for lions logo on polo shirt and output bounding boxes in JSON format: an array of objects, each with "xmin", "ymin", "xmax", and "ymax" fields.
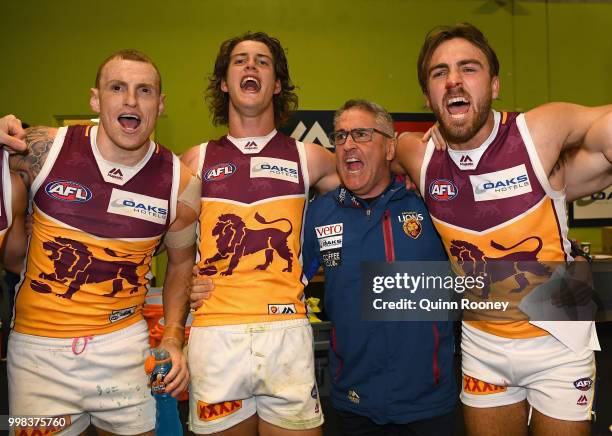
[{"xmin": 398, "ymin": 211, "xmax": 423, "ymax": 239}]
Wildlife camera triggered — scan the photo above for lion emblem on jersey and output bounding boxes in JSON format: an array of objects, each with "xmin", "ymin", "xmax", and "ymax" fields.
[
  {"xmin": 201, "ymin": 212, "xmax": 293, "ymax": 276},
  {"xmin": 403, "ymin": 218, "xmax": 422, "ymax": 239},
  {"xmin": 30, "ymin": 237, "xmax": 149, "ymax": 299},
  {"xmin": 449, "ymin": 236, "xmax": 550, "ymax": 298}
]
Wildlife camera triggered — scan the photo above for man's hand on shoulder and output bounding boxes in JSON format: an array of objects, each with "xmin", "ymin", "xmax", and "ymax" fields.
[
  {"xmin": 422, "ymin": 123, "xmax": 447, "ymax": 151},
  {"xmin": 0, "ymin": 114, "xmax": 27, "ymax": 151}
]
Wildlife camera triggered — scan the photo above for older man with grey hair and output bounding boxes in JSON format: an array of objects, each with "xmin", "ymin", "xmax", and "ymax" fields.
[{"xmin": 302, "ymin": 99, "xmax": 458, "ymax": 435}]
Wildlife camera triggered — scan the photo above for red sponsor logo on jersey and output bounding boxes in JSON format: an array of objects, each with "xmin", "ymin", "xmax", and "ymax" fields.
[
  {"xmin": 197, "ymin": 400, "xmax": 242, "ymax": 421},
  {"xmin": 45, "ymin": 180, "xmax": 93, "ymax": 203},
  {"xmin": 429, "ymin": 179, "xmax": 458, "ymax": 201},
  {"xmin": 315, "ymin": 223, "xmax": 343, "ymax": 238},
  {"xmin": 577, "ymin": 395, "xmax": 588, "ymax": 406},
  {"xmin": 204, "ymin": 163, "xmax": 236, "ymax": 182},
  {"xmin": 463, "ymin": 375, "xmax": 507, "ymax": 395},
  {"xmin": 573, "ymin": 377, "xmax": 593, "ymax": 391}
]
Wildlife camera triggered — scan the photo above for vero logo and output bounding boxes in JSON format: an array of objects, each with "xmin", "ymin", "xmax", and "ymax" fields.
[{"xmin": 315, "ymin": 223, "xmax": 343, "ymax": 238}]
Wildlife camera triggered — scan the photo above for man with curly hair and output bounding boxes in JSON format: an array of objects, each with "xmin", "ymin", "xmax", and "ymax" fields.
[{"xmin": 181, "ymin": 32, "xmax": 338, "ymax": 435}]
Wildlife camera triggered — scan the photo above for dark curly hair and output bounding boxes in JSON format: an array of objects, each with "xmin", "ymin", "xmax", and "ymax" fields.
[{"xmin": 206, "ymin": 31, "xmax": 298, "ymax": 127}]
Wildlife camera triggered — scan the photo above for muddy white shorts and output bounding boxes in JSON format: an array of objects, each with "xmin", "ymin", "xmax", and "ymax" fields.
[
  {"xmin": 460, "ymin": 322, "xmax": 595, "ymax": 421},
  {"xmin": 8, "ymin": 320, "xmax": 155, "ymax": 435},
  {"xmin": 188, "ymin": 318, "xmax": 323, "ymax": 434}
]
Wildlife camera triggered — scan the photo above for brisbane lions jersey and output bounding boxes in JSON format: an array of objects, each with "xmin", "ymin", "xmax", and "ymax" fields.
[
  {"xmin": 0, "ymin": 148, "xmax": 12, "ymax": 251},
  {"xmin": 194, "ymin": 130, "xmax": 309, "ymax": 326},
  {"xmin": 421, "ymin": 111, "xmax": 571, "ymax": 339},
  {"xmin": 13, "ymin": 125, "xmax": 180, "ymax": 337}
]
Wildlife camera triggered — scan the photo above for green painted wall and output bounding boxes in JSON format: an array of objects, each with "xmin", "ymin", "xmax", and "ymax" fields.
[
  {"xmin": 5, "ymin": 1, "xmax": 610, "ymax": 147},
  {"xmin": 1, "ymin": 1, "xmax": 610, "ymax": 274}
]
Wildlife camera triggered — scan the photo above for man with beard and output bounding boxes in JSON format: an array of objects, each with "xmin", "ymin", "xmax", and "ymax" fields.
[
  {"xmin": 395, "ymin": 23, "xmax": 611, "ymax": 436},
  {"xmin": 180, "ymin": 32, "xmax": 337, "ymax": 435},
  {"xmin": 0, "ymin": 49, "xmax": 197, "ymax": 435}
]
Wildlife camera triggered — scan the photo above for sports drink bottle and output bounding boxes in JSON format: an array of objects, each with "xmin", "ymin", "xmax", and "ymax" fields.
[{"xmin": 145, "ymin": 348, "xmax": 183, "ymax": 435}]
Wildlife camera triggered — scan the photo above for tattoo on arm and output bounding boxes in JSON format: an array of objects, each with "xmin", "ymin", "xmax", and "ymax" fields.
[{"xmin": 9, "ymin": 127, "xmax": 54, "ymax": 187}]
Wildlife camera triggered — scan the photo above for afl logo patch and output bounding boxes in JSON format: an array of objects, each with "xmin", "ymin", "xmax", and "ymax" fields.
[
  {"xmin": 573, "ymin": 378, "xmax": 593, "ymax": 391},
  {"xmin": 45, "ymin": 180, "xmax": 93, "ymax": 203},
  {"xmin": 429, "ymin": 179, "xmax": 458, "ymax": 201},
  {"xmin": 204, "ymin": 163, "xmax": 236, "ymax": 182}
]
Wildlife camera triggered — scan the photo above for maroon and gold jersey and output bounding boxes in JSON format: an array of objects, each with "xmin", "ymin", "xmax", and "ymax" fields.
[
  {"xmin": 421, "ymin": 111, "xmax": 570, "ymax": 338},
  {"xmin": 0, "ymin": 148, "xmax": 12, "ymax": 250},
  {"xmin": 13, "ymin": 125, "xmax": 180, "ymax": 337},
  {"xmin": 194, "ymin": 131, "xmax": 309, "ymax": 326}
]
